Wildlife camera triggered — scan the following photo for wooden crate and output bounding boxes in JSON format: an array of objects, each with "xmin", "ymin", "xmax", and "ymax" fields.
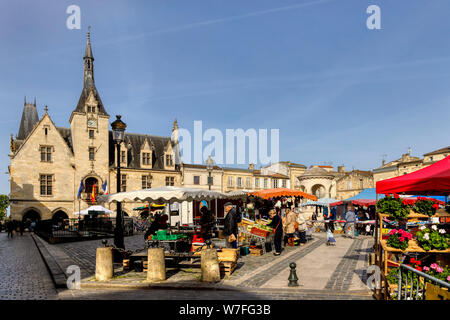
[
  {"xmin": 219, "ymin": 261, "xmax": 237, "ymax": 277},
  {"xmin": 250, "ymin": 248, "xmax": 263, "ymax": 256},
  {"xmin": 218, "ymin": 248, "xmax": 238, "ymax": 262},
  {"xmin": 143, "ymin": 260, "xmax": 148, "ymax": 272}
]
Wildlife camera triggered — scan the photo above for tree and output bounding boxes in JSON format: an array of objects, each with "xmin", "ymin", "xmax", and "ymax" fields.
[{"xmin": 0, "ymin": 195, "xmax": 9, "ymax": 221}]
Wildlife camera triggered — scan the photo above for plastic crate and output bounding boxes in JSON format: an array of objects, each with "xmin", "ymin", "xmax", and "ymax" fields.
[{"xmin": 250, "ymin": 227, "xmax": 269, "ymax": 238}]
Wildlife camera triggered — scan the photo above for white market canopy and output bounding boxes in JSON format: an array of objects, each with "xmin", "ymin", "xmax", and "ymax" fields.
[
  {"xmin": 97, "ymin": 186, "xmax": 227, "ymax": 204},
  {"xmin": 224, "ymin": 190, "xmax": 254, "ymax": 200},
  {"xmin": 74, "ymin": 205, "xmax": 112, "ymax": 216},
  {"xmin": 299, "ymin": 197, "xmax": 339, "ymax": 207}
]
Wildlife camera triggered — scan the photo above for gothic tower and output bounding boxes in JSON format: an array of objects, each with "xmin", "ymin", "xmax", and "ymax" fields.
[{"xmin": 69, "ymin": 29, "xmax": 110, "ymax": 201}]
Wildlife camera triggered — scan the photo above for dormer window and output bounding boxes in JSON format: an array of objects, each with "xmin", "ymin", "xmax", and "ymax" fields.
[
  {"xmin": 142, "ymin": 152, "xmax": 151, "ymax": 165},
  {"xmin": 166, "ymin": 154, "xmax": 173, "ymax": 166},
  {"xmin": 87, "ymin": 105, "xmax": 96, "ymax": 113}
]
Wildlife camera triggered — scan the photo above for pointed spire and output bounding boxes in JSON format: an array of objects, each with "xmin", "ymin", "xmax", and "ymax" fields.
[
  {"xmin": 84, "ymin": 26, "xmax": 94, "ymax": 60},
  {"xmin": 172, "ymin": 118, "xmax": 178, "ymax": 131}
]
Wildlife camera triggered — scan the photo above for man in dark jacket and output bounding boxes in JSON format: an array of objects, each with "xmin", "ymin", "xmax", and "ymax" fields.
[
  {"xmin": 268, "ymin": 209, "xmax": 283, "ymax": 255},
  {"xmin": 223, "ymin": 203, "xmax": 240, "ymax": 248},
  {"xmin": 200, "ymin": 206, "xmax": 215, "ymax": 241},
  {"xmin": 6, "ymin": 220, "xmax": 14, "ymax": 238}
]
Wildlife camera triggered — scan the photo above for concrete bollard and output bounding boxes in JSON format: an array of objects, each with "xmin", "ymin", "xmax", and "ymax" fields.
[
  {"xmin": 201, "ymin": 248, "xmax": 221, "ymax": 283},
  {"xmin": 95, "ymin": 247, "xmax": 114, "ymax": 281},
  {"xmin": 147, "ymin": 248, "xmax": 166, "ymax": 282}
]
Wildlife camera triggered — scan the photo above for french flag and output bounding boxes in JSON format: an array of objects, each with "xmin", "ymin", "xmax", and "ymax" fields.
[{"xmin": 102, "ymin": 179, "xmax": 108, "ymax": 195}]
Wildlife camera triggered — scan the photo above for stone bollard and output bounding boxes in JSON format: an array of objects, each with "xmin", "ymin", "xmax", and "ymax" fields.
[
  {"xmin": 147, "ymin": 248, "xmax": 166, "ymax": 282},
  {"xmin": 201, "ymin": 248, "xmax": 221, "ymax": 283},
  {"xmin": 95, "ymin": 247, "xmax": 114, "ymax": 281},
  {"xmin": 288, "ymin": 262, "xmax": 299, "ymax": 287}
]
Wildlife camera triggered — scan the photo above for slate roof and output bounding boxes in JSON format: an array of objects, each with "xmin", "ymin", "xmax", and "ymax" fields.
[
  {"xmin": 56, "ymin": 127, "xmax": 74, "ymax": 153},
  {"xmin": 108, "ymin": 131, "xmax": 176, "ymax": 170},
  {"xmin": 423, "ymin": 146, "xmax": 450, "ymax": 157},
  {"xmin": 73, "ymin": 84, "xmax": 108, "ymax": 116},
  {"xmin": 17, "ymin": 103, "xmax": 39, "ymax": 140}
]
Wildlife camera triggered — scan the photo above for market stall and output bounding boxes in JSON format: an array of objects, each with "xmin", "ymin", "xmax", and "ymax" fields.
[
  {"xmin": 97, "ymin": 187, "xmax": 228, "ymax": 262},
  {"xmin": 329, "ymin": 189, "xmax": 382, "ymax": 235},
  {"xmin": 374, "ymin": 156, "xmax": 450, "ymax": 300}
]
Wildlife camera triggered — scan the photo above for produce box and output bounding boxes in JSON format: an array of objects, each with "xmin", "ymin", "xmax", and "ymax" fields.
[
  {"xmin": 250, "ymin": 248, "xmax": 264, "ymax": 256},
  {"xmin": 218, "ymin": 248, "xmax": 239, "ymax": 262},
  {"xmin": 250, "ymin": 227, "xmax": 270, "ymax": 238}
]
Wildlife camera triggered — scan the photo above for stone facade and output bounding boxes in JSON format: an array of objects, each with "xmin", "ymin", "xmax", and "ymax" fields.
[
  {"xmin": 373, "ymin": 147, "xmax": 450, "ymax": 183},
  {"xmin": 8, "ymin": 32, "xmax": 180, "ymax": 221}
]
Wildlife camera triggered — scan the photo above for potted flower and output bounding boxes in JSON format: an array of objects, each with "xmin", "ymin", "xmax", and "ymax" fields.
[
  {"xmin": 377, "ymin": 194, "xmax": 411, "ymax": 220},
  {"xmin": 415, "ymin": 225, "xmax": 449, "ymax": 251},
  {"xmin": 413, "ymin": 197, "xmax": 439, "ymax": 217},
  {"xmin": 387, "ymin": 229, "xmax": 412, "ymax": 250},
  {"xmin": 422, "ymin": 263, "xmax": 450, "ymax": 283}
]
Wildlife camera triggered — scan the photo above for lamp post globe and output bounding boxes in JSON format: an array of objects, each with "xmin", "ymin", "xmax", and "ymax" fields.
[{"xmin": 111, "ymin": 115, "xmax": 126, "ymax": 249}]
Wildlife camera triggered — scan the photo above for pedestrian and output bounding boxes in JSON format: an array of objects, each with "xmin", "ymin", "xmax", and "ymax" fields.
[
  {"xmin": 267, "ymin": 209, "xmax": 283, "ymax": 255},
  {"xmin": 296, "ymin": 209, "xmax": 307, "ymax": 245},
  {"xmin": 326, "ymin": 220, "xmax": 336, "ymax": 246},
  {"xmin": 223, "ymin": 202, "xmax": 240, "ymax": 249},
  {"xmin": 344, "ymin": 204, "xmax": 357, "ymax": 238},
  {"xmin": 144, "ymin": 212, "xmax": 161, "ymax": 240},
  {"xmin": 284, "ymin": 208, "xmax": 297, "ymax": 246},
  {"xmin": 6, "ymin": 219, "xmax": 14, "ymax": 238},
  {"xmin": 200, "ymin": 206, "xmax": 215, "ymax": 241},
  {"xmin": 19, "ymin": 220, "xmax": 24, "ymax": 236}
]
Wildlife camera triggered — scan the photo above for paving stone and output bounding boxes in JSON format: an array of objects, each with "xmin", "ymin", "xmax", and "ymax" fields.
[{"xmin": 0, "ymin": 232, "xmax": 57, "ymax": 300}]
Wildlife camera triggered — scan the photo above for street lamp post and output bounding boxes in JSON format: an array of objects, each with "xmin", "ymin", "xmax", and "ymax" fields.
[
  {"xmin": 111, "ymin": 115, "xmax": 126, "ymax": 249},
  {"xmin": 206, "ymin": 155, "xmax": 214, "ymax": 191}
]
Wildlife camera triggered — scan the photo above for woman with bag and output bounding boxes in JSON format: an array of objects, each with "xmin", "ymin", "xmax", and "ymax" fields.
[
  {"xmin": 284, "ymin": 209, "xmax": 297, "ymax": 246},
  {"xmin": 296, "ymin": 209, "xmax": 307, "ymax": 245},
  {"xmin": 267, "ymin": 209, "xmax": 283, "ymax": 255}
]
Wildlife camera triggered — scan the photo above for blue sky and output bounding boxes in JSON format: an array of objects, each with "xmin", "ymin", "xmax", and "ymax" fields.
[{"xmin": 1, "ymin": 0, "xmax": 450, "ymax": 195}]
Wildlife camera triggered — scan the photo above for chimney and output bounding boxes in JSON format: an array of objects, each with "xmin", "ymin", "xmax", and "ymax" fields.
[
  {"xmin": 382, "ymin": 159, "xmax": 386, "ymax": 166},
  {"xmin": 248, "ymin": 163, "xmax": 255, "ymax": 170},
  {"xmin": 337, "ymin": 166, "xmax": 345, "ymax": 173}
]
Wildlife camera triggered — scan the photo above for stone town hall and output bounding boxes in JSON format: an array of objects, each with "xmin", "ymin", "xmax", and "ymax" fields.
[{"xmin": 8, "ymin": 32, "xmax": 181, "ymax": 222}]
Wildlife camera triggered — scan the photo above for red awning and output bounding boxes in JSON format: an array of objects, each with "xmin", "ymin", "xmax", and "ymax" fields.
[
  {"xmin": 376, "ymin": 156, "xmax": 450, "ymax": 196},
  {"xmin": 330, "ymin": 199, "xmax": 376, "ymax": 207},
  {"xmin": 250, "ymin": 188, "xmax": 317, "ymax": 201}
]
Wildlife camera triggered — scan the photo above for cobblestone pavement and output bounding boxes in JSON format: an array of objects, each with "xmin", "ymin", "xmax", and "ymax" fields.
[
  {"xmin": 0, "ymin": 232, "xmax": 57, "ymax": 300},
  {"xmin": 325, "ymin": 237, "xmax": 371, "ymax": 291},
  {"xmin": 55, "ymin": 234, "xmax": 146, "ymax": 275},
  {"xmin": 238, "ymin": 238, "xmax": 327, "ymax": 288},
  {"xmin": 59, "ymin": 287, "xmax": 372, "ymax": 300}
]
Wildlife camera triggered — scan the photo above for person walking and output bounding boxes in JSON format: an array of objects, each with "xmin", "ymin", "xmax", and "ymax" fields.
[
  {"xmin": 6, "ymin": 219, "xmax": 14, "ymax": 238},
  {"xmin": 267, "ymin": 209, "xmax": 283, "ymax": 255},
  {"xmin": 223, "ymin": 203, "xmax": 240, "ymax": 249},
  {"xmin": 345, "ymin": 204, "xmax": 357, "ymax": 238},
  {"xmin": 296, "ymin": 209, "xmax": 307, "ymax": 245}
]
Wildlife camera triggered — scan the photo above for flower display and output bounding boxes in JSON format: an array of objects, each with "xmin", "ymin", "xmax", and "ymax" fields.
[
  {"xmin": 377, "ymin": 194, "xmax": 411, "ymax": 220},
  {"xmin": 387, "ymin": 229, "xmax": 412, "ymax": 250},
  {"xmin": 421, "ymin": 263, "xmax": 450, "ymax": 284},
  {"xmin": 416, "ymin": 227, "xmax": 450, "ymax": 251},
  {"xmin": 413, "ymin": 197, "xmax": 439, "ymax": 216}
]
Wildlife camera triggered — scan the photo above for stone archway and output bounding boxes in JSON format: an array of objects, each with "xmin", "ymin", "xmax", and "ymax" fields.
[
  {"xmin": 52, "ymin": 210, "xmax": 69, "ymax": 223},
  {"xmin": 311, "ymin": 184, "xmax": 326, "ymax": 198},
  {"xmin": 22, "ymin": 208, "xmax": 41, "ymax": 223},
  {"xmin": 84, "ymin": 177, "xmax": 99, "ymax": 195}
]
